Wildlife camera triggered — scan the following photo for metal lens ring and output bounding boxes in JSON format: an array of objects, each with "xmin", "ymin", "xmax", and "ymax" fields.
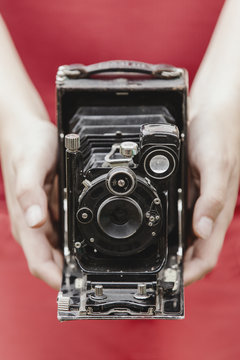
[
  {"xmin": 144, "ymin": 149, "xmax": 176, "ymax": 179},
  {"xmin": 76, "ymin": 207, "xmax": 93, "ymax": 224},
  {"xmin": 107, "ymin": 167, "xmax": 136, "ymax": 196}
]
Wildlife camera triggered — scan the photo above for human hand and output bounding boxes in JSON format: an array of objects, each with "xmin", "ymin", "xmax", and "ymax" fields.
[
  {"xmin": 0, "ymin": 116, "xmax": 63, "ymax": 290},
  {"xmin": 184, "ymin": 90, "xmax": 240, "ymax": 286}
]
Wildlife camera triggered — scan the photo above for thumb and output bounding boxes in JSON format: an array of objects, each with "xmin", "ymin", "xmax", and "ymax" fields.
[
  {"xmin": 16, "ymin": 163, "xmax": 48, "ymax": 228},
  {"xmin": 192, "ymin": 163, "xmax": 227, "ymax": 240}
]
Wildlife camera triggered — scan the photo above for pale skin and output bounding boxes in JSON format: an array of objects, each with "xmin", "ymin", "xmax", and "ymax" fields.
[{"xmin": 0, "ymin": 0, "xmax": 240, "ymax": 290}]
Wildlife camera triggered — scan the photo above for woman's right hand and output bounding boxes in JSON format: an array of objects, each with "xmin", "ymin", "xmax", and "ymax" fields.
[{"xmin": 0, "ymin": 116, "xmax": 63, "ymax": 290}]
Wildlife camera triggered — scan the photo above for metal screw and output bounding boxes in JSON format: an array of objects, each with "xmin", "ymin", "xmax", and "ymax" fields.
[
  {"xmin": 138, "ymin": 283, "xmax": 147, "ymax": 296},
  {"xmin": 133, "ymin": 283, "xmax": 150, "ymax": 300},
  {"xmin": 149, "ymin": 216, "xmax": 155, "ymax": 222},
  {"xmin": 146, "ymin": 212, "xmax": 150, "ymax": 218},
  {"xmin": 155, "ymin": 215, "xmax": 160, "ymax": 220},
  {"xmin": 118, "ymin": 179, "xmax": 126, "ymax": 187},
  {"xmin": 82, "ymin": 213, "xmax": 88, "ymax": 219},
  {"xmin": 95, "ymin": 285, "xmax": 103, "ymax": 297},
  {"xmin": 90, "ymin": 237, "xmax": 95, "ymax": 243},
  {"xmin": 152, "ymin": 232, "xmax": 156, "ymax": 236},
  {"xmin": 148, "ymin": 222, "xmax": 153, "ymax": 227},
  {"xmin": 94, "ymin": 249, "xmax": 97, "ymax": 253},
  {"xmin": 75, "ymin": 242, "xmax": 81, "ymax": 248},
  {"xmin": 154, "ymin": 198, "xmax": 160, "ymax": 205}
]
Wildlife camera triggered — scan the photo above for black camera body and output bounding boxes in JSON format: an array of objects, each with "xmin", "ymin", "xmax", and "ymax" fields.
[{"xmin": 56, "ymin": 61, "xmax": 188, "ymax": 320}]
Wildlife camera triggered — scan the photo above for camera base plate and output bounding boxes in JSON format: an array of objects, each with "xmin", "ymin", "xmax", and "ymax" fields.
[{"xmin": 57, "ymin": 256, "xmax": 184, "ymax": 320}]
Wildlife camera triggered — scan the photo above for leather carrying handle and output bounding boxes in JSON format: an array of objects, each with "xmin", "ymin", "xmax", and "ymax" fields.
[{"xmin": 64, "ymin": 61, "xmax": 182, "ymax": 79}]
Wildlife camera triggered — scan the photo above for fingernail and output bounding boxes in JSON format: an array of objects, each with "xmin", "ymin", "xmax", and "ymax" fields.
[
  {"xmin": 195, "ymin": 216, "xmax": 213, "ymax": 239},
  {"xmin": 25, "ymin": 205, "xmax": 44, "ymax": 227}
]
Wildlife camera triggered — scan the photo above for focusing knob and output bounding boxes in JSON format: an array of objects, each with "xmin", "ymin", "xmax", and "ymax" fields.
[
  {"xmin": 106, "ymin": 167, "xmax": 136, "ymax": 196},
  {"xmin": 65, "ymin": 134, "xmax": 80, "ymax": 151}
]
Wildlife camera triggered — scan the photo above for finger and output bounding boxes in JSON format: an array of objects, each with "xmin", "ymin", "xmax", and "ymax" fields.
[
  {"xmin": 184, "ymin": 182, "xmax": 238, "ymax": 286},
  {"xmin": 53, "ymin": 247, "xmax": 64, "ymax": 270},
  {"xmin": 187, "ymin": 169, "xmax": 199, "ymax": 209},
  {"xmin": 183, "ymin": 234, "xmax": 221, "ymax": 286},
  {"xmin": 15, "ymin": 161, "xmax": 48, "ymax": 228},
  {"xmin": 192, "ymin": 161, "xmax": 229, "ymax": 240},
  {"xmin": 184, "ymin": 244, "xmax": 194, "ymax": 263},
  {"xmin": 40, "ymin": 214, "xmax": 59, "ymax": 248},
  {"xmin": 48, "ymin": 175, "xmax": 59, "ymax": 222},
  {"xmin": 20, "ymin": 227, "xmax": 63, "ymax": 290}
]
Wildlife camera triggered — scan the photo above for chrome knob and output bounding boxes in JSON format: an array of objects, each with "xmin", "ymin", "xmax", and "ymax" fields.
[
  {"xmin": 120, "ymin": 141, "xmax": 138, "ymax": 157},
  {"xmin": 65, "ymin": 134, "xmax": 80, "ymax": 151}
]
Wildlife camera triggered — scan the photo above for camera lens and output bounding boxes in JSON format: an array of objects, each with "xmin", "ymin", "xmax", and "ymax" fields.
[
  {"xmin": 149, "ymin": 155, "xmax": 169, "ymax": 174},
  {"xmin": 97, "ymin": 197, "xmax": 143, "ymax": 239}
]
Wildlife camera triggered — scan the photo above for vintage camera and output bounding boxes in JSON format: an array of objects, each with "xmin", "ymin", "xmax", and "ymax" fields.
[{"xmin": 56, "ymin": 61, "xmax": 188, "ymax": 320}]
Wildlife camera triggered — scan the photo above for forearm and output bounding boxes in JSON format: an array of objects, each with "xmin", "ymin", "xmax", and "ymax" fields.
[
  {"xmin": 191, "ymin": 0, "xmax": 240, "ymax": 106},
  {"xmin": 0, "ymin": 16, "xmax": 49, "ymax": 144}
]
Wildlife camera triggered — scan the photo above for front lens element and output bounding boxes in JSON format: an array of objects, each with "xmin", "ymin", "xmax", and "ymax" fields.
[
  {"xmin": 97, "ymin": 197, "xmax": 143, "ymax": 239},
  {"xmin": 149, "ymin": 155, "xmax": 170, "ymax": 174}
]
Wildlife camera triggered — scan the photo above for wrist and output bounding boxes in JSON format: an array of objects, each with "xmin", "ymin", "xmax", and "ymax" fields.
[{"xmin": 0, "ymin": 113, "xmax": 52, "ymax": 155}]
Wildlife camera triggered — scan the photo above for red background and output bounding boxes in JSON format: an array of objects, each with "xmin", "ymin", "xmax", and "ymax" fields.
[{"xmin": 1, "ymin": 1, "xmax": 240, "ymax": 359}]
